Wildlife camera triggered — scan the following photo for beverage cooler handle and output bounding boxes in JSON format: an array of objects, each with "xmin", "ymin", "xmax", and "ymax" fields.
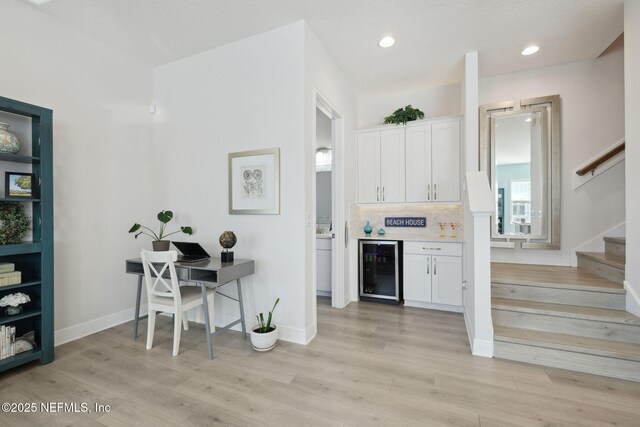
[{"xmin": 344, "ymin": 221, "xmax": 349, "ymax": 248}]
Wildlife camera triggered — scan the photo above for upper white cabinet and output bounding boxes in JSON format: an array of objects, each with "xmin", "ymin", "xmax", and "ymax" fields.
[
  {"xmin": 357, "ymin": 116, "xmax": 461, "ymax": 204},
  {"xmin": 406, "ymin": 118, "xmax": 461, "ymax": 203},
  {"xmin": 357, "ymin": 128, "xmax": 405, "ymax": 203}
]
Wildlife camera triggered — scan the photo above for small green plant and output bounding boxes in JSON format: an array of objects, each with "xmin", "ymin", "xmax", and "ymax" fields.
[
  {"xmin": 128, "ymin": 210, "xmax": 193, "ymax": 241},
  {"xmin": 256, "ymin": 298, "xmax": 279, "ymax": 333},
  {"xmin": 383, "ymin": 105, "xmax": 425, "ymax": 125}
]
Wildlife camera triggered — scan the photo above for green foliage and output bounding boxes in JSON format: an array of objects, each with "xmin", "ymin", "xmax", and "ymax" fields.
[
  {"xmin": 255, "ymin": 298, "xmax": 279, "ymax": 333},
  {"xmin": 383, "ymin": 105, "xmax": 425, "ymax": 125},
  {"xmin": 14, "ymin": 176, "xmax": 32, "ymax": 190},
  {"xmin": 0, "ymin": 202, "xmax": 31, "ymax": 245},
  {"xmin": 128, "ymin": 210, "xmax": 193, "ymax": 241}
]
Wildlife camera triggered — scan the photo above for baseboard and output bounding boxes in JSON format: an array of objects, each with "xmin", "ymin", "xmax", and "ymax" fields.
[
  {"xmin": 625, "ymin": 280, "xmax": 640, "ymax": 317},
  {"xmin": 471, "ymin": 338, "xmax": 494, "ymax": 358},
  {"xmin": 405, "ymin": 300, "xmax": 463, "ymax": 313},
  {"xmin": 302, "ymin": 322, "xmax": 317, "ymax": 345},
  {"xmin": 55, "ymin": 304, "xmax": 146, "ymax": 347}
]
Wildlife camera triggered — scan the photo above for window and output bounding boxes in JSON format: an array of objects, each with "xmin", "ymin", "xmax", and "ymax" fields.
[
  {"xmin": 315, "ymin": 147, "xmax": 332, "ymax": 172},
  {"xmin": 511, "ymin": 180, "xmax": 531, "ymax": 225}
]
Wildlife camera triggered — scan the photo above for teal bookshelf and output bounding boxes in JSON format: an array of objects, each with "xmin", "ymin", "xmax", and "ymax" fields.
[{"xmin": 0, "ymin": 96, "xmax": 53, "ymax": 373}]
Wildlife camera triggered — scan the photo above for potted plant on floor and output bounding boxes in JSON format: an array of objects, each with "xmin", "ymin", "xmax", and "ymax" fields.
[
  {"xmin": 128, "ymin": 210, "xmax": 193, "ymax": 251},
  {"xmin": 250, "ymin": 298, "xmax": 279, "ymax": 351}
]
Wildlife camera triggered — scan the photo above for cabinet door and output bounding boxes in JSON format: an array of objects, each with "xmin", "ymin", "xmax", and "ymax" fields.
[
  {"xmin": 431, "ymin": 120, "xmax": 460, "ymax": 202},
  {"xmin": 403, "ymin": 254, "xmax": 431, "ymax": 303},
  {"xmin": 379, "ymin": 128, "xmax": 405, "ymax": 202},
  {"xmin": 432, "ymin": 256, "xmax": 462, "ymax": 306},
  {"xmin": 357, "ymin": 131, "xmax": 381, "ymax": 203},
  {"xmin": 316, "ymin": 249, "xmax": 332, "ymax": 292},
  {"xmin": 405, "ymin": 124, "xmax": 432, "ymax": 202}
]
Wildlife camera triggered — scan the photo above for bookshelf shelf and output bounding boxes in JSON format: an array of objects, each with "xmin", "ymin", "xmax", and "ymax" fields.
[{"xmin": 0, "ymin": 95, "xmax": 53, "ymax": 374}]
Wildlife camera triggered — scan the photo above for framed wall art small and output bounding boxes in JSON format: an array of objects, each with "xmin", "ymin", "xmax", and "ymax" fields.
[
  {"xmin": 5, "ymin": 172, "xmax": 36, "ymax": 198},
  {"xmin": 228, "ymin": 148, "xmax": 280, "ymax": 215}
]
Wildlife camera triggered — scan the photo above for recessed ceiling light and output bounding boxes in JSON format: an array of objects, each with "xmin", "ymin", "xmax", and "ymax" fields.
[
  {"xmin": 379, "ymin": 36, "xmax": 395, "ymax": 48},
  {"xmin": 28, "ymin": 0, "xmax": 51, "ymax": 4},
  {"xmin": 525, "ymin": 118, "xmax": 532, "ymax": 122},
  {"xmin": 521, "ymin": 46, "xmax": 540, "ymax": 56}
]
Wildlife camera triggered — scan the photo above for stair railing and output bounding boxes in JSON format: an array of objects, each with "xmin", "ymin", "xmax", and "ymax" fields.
[{"xmin": 576, "ymin": 140, "xmax": 625, "ymax": 176}]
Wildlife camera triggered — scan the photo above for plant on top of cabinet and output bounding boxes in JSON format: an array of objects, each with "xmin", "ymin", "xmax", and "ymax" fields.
[
  {"xmin": 383, "ymin": 105, "xmax": 425, "ymax": 125},
  {"xmin": 128, "ymin": 210, "xmax": 193, "ymax": 251}
]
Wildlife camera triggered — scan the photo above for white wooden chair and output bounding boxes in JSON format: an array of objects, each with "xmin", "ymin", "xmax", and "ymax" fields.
[{"xmin": 140, "ymin": 249, "xmax": 214, "ymax": 356}]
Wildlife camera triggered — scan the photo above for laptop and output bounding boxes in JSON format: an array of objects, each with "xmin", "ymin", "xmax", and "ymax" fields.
[{"xmin": 172, "ymin": 242, "xmax": 210, "ymax": 263}]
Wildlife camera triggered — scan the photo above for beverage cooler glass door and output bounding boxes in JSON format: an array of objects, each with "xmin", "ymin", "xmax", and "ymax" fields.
[{"xmin": 359, "ymin": 240, "xmax": 399, "ymax": 301}]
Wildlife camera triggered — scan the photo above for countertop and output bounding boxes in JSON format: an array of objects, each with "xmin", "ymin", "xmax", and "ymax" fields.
[{"xmin": 355, "ymin": 234, "xmax": 464, "ymax": 243}]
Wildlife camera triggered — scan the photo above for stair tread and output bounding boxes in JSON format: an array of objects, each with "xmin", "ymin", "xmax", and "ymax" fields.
[
  {"xmin": 494, "ymin": 325, "xmax": 640, "ymax": 362},
  {"xmin": 492, "ymin": 297, "xmax": 640, "ymax": 325},
  {"xmin": 603, "ymin": 236, "xmax": 626, "ymax": 245},
  {"xmin": 576, "ymin": 252, "xmax": 625, "ymax": 269},
  {"xmin": 492, "ymin": 263, "xmax": 624, "ymax": 292}
]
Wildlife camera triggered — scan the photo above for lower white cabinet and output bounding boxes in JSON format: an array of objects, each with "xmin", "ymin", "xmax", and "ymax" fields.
[
  {"xmin": 403, "ymin": 242, "xmax": 462, "ymax": 309},
  {"xmin": 316, "ymin": 238, "xmax": 332, "ymax": 293}
]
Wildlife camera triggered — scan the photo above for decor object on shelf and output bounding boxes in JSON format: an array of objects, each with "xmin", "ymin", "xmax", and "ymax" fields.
[
  {"xmin": 450, "ymin": 223, "xmax": 458, "ymax": 239},
  {"xmin": 0, "ymin": 201, "xmax": 30, "ymax": 245},
  {"xmin": 438, "ymin": 222, "xmax": 447, "ymax": 238},
  {"xmin": 219, "ymin": 230, "xmax": 237, "ymax": 262},
  {"xmin": 363, "ymin": 221, "xmax": 373, "ymax": 236},
  {"xmin": 5, "ymin": 172, "xmax": 35, "ymax": 198},
  {"xmin": 0, "ymin": 122, "xmax": 20, "ymax": 154},
  {"xmin": 128, "ymin": 210, "xmax": 193, "ymax": 251},
  {"xmin": 229, "ymin": 148, "xmax": 280, "ymax": 215},
  {"xmin": 383, "ymin": 105, "xmax": 425, "ymax": 125},
  {"xmin": 0, "ymin": 292, "xmax": 30, "ymax": 316},
  {"xmin": 377, "ymin": 228, "xmax": 386, "ymax": 236},
  {"xmin": 0, "ymin": 262, "xmax": 21, "ymax": 287},
  {"xmin": 250, "ymin": 298, "xmax": 279, "ymax": 351}
]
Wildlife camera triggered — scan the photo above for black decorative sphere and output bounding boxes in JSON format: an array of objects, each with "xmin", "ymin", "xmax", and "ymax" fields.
[{"xmin": 219, "ymin": 231, "xmax": 237, "ymax": 249}]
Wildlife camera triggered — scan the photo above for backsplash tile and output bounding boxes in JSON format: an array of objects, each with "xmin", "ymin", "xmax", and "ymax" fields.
[{"xmin": 351, "ymin": 204, "xmax": 464, "ymax": 241}]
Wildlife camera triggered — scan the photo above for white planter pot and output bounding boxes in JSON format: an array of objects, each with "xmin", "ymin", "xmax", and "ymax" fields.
[{"xmin": 250, "ymin": 324, "xmax": 278, "ymax": 351}]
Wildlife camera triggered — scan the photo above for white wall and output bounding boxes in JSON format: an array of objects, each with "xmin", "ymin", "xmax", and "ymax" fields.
[
  {"xmin": 625, "ymin": 0, "xmax": 640, "ymax": 315},
  {"xmin": 1, "ymin": 0, "xmax": 154, "ymax": 342},
  {"xmin": 356, "ymin": 83, "xmax": 461, "ymax": 128},
  {"xmin": 153, "ymin": 23, "xmax": 308, "ymax": 342},
  {"xmin": 304, "ymin": 23, "xmax": 357, "ymax": 328},
  {"xmin": 480, "ymin": 40, "xmax": 625, "ymax": 265}
]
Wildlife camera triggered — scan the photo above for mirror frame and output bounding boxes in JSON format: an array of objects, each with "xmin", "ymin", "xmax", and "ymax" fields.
[{"xmin": 479, "ymin": 95, "xmax": 561, "ymax": 250}]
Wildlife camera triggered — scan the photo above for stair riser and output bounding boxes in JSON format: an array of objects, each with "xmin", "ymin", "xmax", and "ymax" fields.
[
  {"xmin": 495, "ymin": 341, "xmax": 640, "ymax": 382},
  {"xmin": 605, "ymin": 240, "xmax": 626, "ymax": 258},
  {"xmin": 577, "ymin": 256, "xmax": 625, "ymax": 285},
  {"xmin": 491, "ymin": 283, "xmax": 625, "ymax": 310},
  {"xmin": 492, "ymin": 309, "xmax": 640, "ymax": 344}
]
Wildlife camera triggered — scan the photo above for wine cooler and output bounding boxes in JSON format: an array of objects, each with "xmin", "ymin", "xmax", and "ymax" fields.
[{"xmin": 359, "ymin": 240, "xmax": 402, "ymax": 304}]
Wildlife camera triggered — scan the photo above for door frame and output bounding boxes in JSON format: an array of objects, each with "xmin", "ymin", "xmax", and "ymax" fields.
[{"xmin": 312, "ymin": 89, "xmax": 346, "ymax": 313}]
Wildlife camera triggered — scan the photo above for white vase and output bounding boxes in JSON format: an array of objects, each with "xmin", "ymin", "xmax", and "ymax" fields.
[
  {"xmin": 250, "ymin": 324, "xmax": 278, "ymax": 351},
  {"xmin": 0, "ymin": 122, "xmax": 21, "ymax": 154}
]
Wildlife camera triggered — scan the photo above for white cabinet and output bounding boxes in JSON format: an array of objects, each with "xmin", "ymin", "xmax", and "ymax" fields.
[
  {"xmin": 405, "ymin": 118, "xmax": 460, "ymax": 203},
  {"xmin": 403, "ymin": 242, "xmax": 462, "ymax": 309},
  {"xmin": 357, "ymin": 128, "xmax": 405, "ymax": 203},
  {"xmin": 316, "ymin": 238, "xmax": 332, "ymax": 294}
]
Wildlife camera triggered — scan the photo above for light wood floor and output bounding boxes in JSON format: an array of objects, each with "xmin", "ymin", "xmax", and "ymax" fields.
[{"xmin": 2, "ymin": 297, "xmax": 640, "ymax": 426}]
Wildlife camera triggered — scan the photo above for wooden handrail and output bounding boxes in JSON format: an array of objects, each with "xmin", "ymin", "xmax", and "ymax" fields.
[{"xmin": 576, "ymin": 141, "xmax": 625, "ymax": 176}]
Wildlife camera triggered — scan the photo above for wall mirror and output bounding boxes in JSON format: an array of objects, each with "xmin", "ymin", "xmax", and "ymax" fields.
[{"xmin": 480, "ymin": 95, "xmax": 560, "ymax": 249}]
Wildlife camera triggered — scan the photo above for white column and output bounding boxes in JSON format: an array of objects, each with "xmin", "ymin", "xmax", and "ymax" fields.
[{"xmin": 625, "ymin": 0, "xmax": 640, "ymax": 315}]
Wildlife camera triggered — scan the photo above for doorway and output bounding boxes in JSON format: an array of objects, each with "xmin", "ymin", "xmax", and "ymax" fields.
[{"xmin": 313, "ymin": 92, "xmax": 346, "ymax": 317}]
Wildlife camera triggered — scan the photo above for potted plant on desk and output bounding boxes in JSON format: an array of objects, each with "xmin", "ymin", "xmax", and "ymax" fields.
[
  {"xmin": 250, "ymin": 298, "xmax": 279, "ymax": 351},
  {"xmin": 128, "ymin": 210, "xmax": 193, "ymax": 251}
]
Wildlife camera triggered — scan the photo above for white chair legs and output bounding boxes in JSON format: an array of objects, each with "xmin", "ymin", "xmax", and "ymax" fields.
[
  {"xmin": 146, "ymin": 310, "xmax": 157, "ymax": 350},
  {"xmin": 173, "ymin": 313, "xmax": 182, "ymax": 356}
]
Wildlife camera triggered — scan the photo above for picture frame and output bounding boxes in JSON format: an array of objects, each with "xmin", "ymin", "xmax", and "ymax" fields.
[
  {"xmin": 5, "ymin": 172, "xmax": 36, "ymax": 199},
  {"xmin": 229, "ymin": 148, "xmax": 280, "ymax": 215}
]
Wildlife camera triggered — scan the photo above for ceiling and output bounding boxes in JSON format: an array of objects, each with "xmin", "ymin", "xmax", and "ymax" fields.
[{"xmin": 25, "ymin": 0, "xmax": 623, "ymax": 91}]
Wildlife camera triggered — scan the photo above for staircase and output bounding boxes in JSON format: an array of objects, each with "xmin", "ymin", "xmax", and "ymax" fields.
[{"xmin": 492, "ymin": 237, "xmax": 640, "ymax": 382}]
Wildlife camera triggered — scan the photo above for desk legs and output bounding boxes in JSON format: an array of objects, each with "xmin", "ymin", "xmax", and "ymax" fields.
[
  {"xmin": 134, "ymin": 276, "xmax": 143, "ymax": 339},
  {"xmin": 236, "ymin": 278, "xmax": 247, "ymax": 339},
  {"xmin": 201, "ymin": 283, "xmax": 214, "ymax": 360}
]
